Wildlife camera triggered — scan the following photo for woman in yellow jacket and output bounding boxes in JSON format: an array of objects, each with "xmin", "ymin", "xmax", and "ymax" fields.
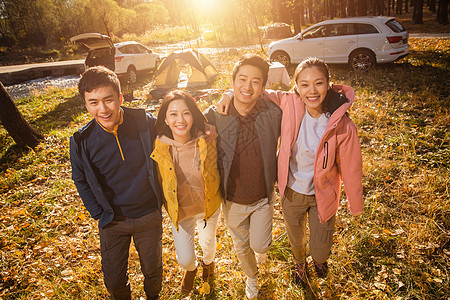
[{"xmin": 151, "ymin": 90, "xmax": 222, "ymax": 296}]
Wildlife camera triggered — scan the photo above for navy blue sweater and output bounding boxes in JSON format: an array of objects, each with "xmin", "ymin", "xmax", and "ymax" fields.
[
  {"xmin": 85, "ymin": 110, "xmax": 158, "ymax": 218},
  {"xmin": 70, "ymin": 107, "xmax": 162, "ymax": 228}
]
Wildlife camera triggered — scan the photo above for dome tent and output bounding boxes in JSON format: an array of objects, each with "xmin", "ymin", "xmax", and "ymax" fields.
[{"xmin": 152, "ymin": 49, "xmax": 218, "ymax": 89}]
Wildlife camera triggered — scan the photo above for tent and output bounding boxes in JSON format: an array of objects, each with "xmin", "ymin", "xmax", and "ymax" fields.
[{"xmin": 152, "ymin": 49, "xmax": 218, "ymax": 89}]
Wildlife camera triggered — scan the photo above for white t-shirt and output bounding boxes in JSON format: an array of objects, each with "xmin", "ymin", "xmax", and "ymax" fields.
[{"xmin": 287, "ymin": 110, "xmax": 329, "ymax": 195}]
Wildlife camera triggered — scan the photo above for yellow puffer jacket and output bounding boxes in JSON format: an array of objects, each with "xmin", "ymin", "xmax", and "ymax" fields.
[{"xmin": 151, "ymin": 136, "xmax": 222, "ymax": 231}]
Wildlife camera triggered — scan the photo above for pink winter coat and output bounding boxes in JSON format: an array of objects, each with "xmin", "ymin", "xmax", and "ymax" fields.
[{"xmin": 265, "ymin": 85, "xmax": 364, "ymax": 223}]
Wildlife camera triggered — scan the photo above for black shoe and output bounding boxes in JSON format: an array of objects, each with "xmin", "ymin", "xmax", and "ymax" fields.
[
  {"xmin": 293, "ymin": 262, "xmax": 308, "ymax": 287},
  {"xmin": 313, "ymin": 260, "xmax": 328, "ymax": 278}
]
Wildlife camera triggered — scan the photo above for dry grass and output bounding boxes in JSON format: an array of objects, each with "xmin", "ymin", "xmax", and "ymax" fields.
[{"xmin": 0, "ymin": 38, "xmax": 449, "ymax": 299}]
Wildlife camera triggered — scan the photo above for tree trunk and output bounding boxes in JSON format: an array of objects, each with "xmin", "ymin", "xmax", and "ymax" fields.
[
  {"xmin": 374, "ymin": 0, "xmax": 385, "ymax": 15},
  {"xmin": 0, "ymin": 82, "xmax": 44, "ymax": 148},
  {"xmin": 327, "ymin": 0, "xmax": 336, "ymax": 18},
  {"xmin": 307, "ymin": 0, "xmax": 313, "ymax": 23},
  {"xmin": 358, "ymin": 0, "xmax": 367, "ymax": 16},
  {"xmin": 397, "ymin": 0, "xmax": 404, "ymax": 14},
  {"xmin": 413, "ymin": 0, "xmax": 424, "ymax": 24},
  {"xmin": 339, "ymin": 0, "xmax": 347, "ymax": 17},
  {"xmin": 292, "ymin": 4, "xmax": 302, "ymax": 34},
  {"xmin": 437, "ymin": 0, "xmax": 449, "ymax": 24},
  {"xmin": 429, "ymin": 0, "xmax": 436, "ymax": 12}
]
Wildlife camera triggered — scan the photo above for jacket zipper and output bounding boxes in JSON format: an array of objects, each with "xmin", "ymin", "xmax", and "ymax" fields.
[
  {"xmin": 323, "ymin": 142, "xmax": 328, "ymax": 169},
  {"xmin": 112, "ymin": 131, "xmax": 125, "ymax": 161}
]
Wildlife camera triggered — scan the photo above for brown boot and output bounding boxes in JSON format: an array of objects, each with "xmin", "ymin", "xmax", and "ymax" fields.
[
  {"xmin": 202, "ymin": 261, "xmax": 215, "ymax": 282},
  {"xmin": 181, "ymin": 268, "xmax": 197, "ymax": 295}
]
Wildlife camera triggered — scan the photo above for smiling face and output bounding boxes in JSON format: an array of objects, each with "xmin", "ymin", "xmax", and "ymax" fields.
[
  {"xmin": 295, "ymin": 66, "xmax": 330, "ymax": 118},
  {"xmin": 165, "ymin": 99, "xmax": 194, "ymax": 144},
  {"xmin": 84, "ymin": 85, "xmax": 123, "ymax": 131},
  {"xmin": 231, "ymin": 64, "xmax": 265, "ymax": 115}
]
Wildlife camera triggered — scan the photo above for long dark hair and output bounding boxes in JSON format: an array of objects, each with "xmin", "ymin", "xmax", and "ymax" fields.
[
  {"xmin": 293, "ymin": 57, "xmax": 348, "ymax": 116},
  {"xmin": 155, "ymin": 90, "xmax": 207, "ymax": 139}
]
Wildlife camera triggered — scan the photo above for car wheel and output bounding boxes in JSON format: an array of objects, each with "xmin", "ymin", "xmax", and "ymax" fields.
[
  {"xmin": 349, "ymin": 50, "xmax": 375, "ymax": 72},
  {"xmin": 271, "ymin": 51, "xmax": 291, "ymax": 67},
  {"xmin": 126, "ymin": 66, "xmax": 137, "ymax": 84}
]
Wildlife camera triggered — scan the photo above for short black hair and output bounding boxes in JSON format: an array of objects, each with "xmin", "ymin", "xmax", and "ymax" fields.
[
  {"xmin": 78, "ymin": 66, "xmax": 121, "ymax": 102},
  {"xmin": 232, "ymin": 54, "xmax": 270, "ymax": 86}
]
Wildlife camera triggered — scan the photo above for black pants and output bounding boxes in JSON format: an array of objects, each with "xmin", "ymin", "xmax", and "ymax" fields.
[{"xmin": 99, "ymin": 210, "xmax": 163, "ymax": 300}]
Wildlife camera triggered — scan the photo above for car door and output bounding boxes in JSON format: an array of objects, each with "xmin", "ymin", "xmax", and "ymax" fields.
[
  {"xmin": 136, "ymin": 44, "xmax": 157, "ymax": 70},
  {"xmin": 355, "ymin": 23, "xmax": 381, "ymax": 53},
  {"xmin": 125, "ymin": 45, "xmax": 144, "ymax": 71},
  {"xmin": 115, "ymin": 45, "xmax": 136, "ymax": 74},
  {"xmin": 292, "ymin": 25, "xmax": 326, "ymax": 63},
  {"xmin": 323, "ymin": 23, "xmax": 357, "ymax": 63}
]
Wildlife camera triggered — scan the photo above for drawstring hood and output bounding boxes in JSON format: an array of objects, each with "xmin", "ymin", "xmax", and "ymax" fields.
[
  {"xmin": 151, "ymin": 133, "xmax": 223, "ymax": 231},
  {"xmin": 157, "ymin": 131, "xmax": 204, "ymax": 171},
  {"xmin": 157, "ymin": 131, "xmax": 206, "ymax": 223}
]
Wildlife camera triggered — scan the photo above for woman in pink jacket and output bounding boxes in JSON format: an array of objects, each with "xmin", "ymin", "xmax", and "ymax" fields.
[{"xmin": 218, "ymin": 57, "xmax": 363, "ymax": 286}]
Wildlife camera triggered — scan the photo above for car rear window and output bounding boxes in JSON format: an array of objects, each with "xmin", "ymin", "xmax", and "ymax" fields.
[
  {"xmin": 356, "ymin": 23, "xmax": 379, "ymax": 34},
  {"xmin": 385, "ymin": 19, "xmax": 406, "ymax": 33}
]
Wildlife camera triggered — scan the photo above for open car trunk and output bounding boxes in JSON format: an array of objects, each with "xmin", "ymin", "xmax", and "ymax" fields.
[{"xmin": 70, "ymin": 33, "xmax": 116, "ymax": 71}]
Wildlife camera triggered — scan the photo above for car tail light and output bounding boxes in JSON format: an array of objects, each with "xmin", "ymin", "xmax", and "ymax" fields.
[
  {"xmin": 115, "ymin": 56, "xmax": 124, "ymax": 62},
  {"xmin": 387, "ymin": 36, "xmax": 402, "ymax": 43}
]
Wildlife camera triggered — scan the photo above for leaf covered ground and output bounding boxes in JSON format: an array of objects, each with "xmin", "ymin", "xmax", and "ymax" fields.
[{"xmin": 0, "ymin": 38, "xmax": 449, "ymax": 299}]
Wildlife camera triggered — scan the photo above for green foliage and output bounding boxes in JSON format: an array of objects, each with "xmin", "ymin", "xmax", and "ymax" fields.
[
  {"xmin": 121, "ymin": 26, "xmax": 197, "ymax": 46},
  {"xmin": 131, "ymin": 2, "xmax": 169, "ymax": 35}
]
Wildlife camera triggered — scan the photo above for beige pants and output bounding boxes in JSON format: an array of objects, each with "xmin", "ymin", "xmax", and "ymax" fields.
[
  {"xmin": 282, "ymin": 187, "xmax": 335, "ymax": 264},
  {"xmin": 223, "ymin": 197, "xmax": 274, "ymax": 277}
]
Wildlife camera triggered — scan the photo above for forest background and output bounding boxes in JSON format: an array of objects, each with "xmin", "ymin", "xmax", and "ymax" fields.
[
  {"xmin": 1, "ymin": 0, "xmax": 449, "ymax": 65},
  {"xmin": 0, "ymin": 0, "xmax": 449, "ymax": 299}
]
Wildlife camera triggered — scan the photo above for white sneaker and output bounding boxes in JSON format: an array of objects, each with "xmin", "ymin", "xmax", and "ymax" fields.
[
  {"xmin": 255, "ymin": 252, "xmax": 267, "ymax": 265},
  {"xmin": 245, "ymin": 276, "xmax": 258, "ymax": 299}
]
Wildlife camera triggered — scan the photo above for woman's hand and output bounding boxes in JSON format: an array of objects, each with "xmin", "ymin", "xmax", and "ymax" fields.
[{"xmin": 216, "ymin": 91, "xmax": 233, "ymax": 115}]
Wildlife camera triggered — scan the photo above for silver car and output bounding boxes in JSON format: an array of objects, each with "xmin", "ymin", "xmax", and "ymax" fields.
[{"xmin": 268, "ymin": 16, "xmax": 410, "ymax": 71}]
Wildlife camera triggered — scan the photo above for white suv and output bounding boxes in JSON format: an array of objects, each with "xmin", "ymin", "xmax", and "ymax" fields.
[
  {"xmin": 268, "ymin": 16, "xmax": 410, "ymax": 71},
  {"xmin": 70, "ymin": 33, "xmax": 160, "ymax": 83}
]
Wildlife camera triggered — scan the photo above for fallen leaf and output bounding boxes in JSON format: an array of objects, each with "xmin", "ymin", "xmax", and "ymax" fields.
[
  {"xmin": 78, "ymin": 212, "xmax": 86, "ymax": 221},
  {"xmin": 374, "ymin": 282, "xmax": 386, "ymax": 290}
]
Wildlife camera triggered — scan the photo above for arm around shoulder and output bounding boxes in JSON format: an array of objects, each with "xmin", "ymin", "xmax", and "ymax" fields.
[
  {"xmin": 203, "ymin": 106, "xmax": 218, "ymax": 125},
  {"xmin": 332, "ymin": 84, "xmax": 355, "ymax": 102}
]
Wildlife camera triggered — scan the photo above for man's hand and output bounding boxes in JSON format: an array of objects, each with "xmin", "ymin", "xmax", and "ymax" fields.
[
  {"xmin": 217, "ymin": 92, "xmax": 233, "ymax": 115},
  {"xmin": 204, "ymin": 123, "xmax": 218, "ymax": 141}
]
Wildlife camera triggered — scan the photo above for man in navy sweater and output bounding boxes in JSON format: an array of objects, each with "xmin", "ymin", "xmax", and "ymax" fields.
[{"xmin": 70, "ymin": 66, "xmax": 163, "ymax": 299}]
